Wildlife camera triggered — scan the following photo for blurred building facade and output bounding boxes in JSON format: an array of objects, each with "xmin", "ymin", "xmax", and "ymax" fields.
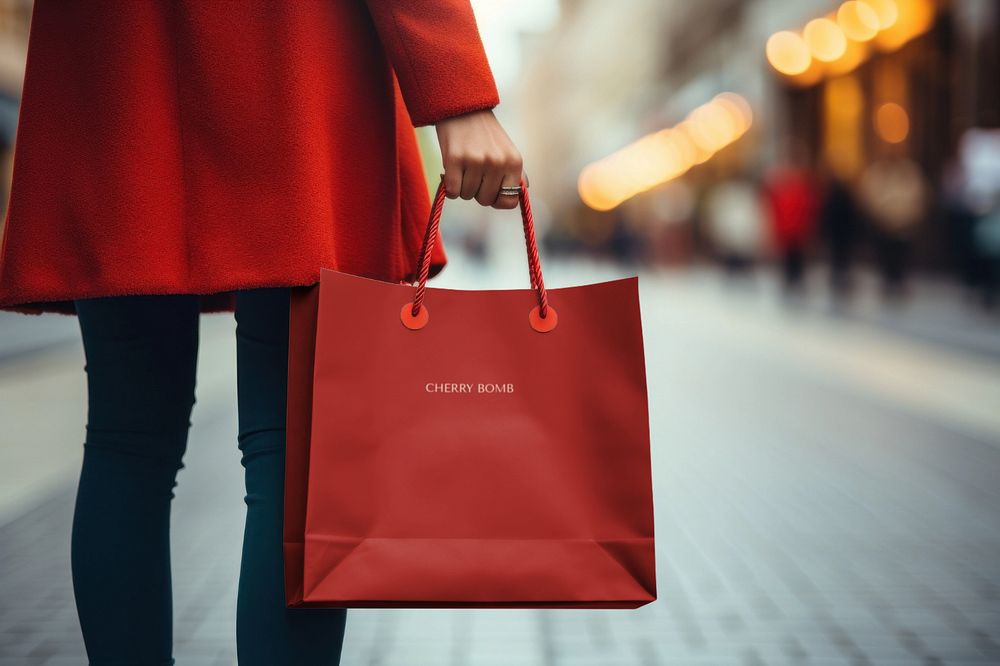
[
  {"xmin": 517, "ymin": 0, "xmax": 1000, "ymax": 295},
  {"xmin": 0, "ymin": 0, "xmax": 29, "ymax": 226}
]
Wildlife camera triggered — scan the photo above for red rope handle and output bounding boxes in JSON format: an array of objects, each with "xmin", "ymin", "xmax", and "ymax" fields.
[
  {"xmin": 517, "ymin": 175, "xmax": 549, "ymax": 317},
  {"xmin": 411, "ymin": 175, "xmax": 549, "ymax": 318},
  {"xmin": 410, "ymin": 180, "xmax": 447, "ymax": 316}
]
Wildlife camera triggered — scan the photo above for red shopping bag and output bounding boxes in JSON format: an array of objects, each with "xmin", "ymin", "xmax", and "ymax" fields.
[{"xmin": 284, "ymin": 177, "xmax": 655, "ymax": 608}]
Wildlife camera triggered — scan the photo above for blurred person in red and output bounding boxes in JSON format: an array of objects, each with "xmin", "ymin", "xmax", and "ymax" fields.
[
  {"xmin": 763, "ymin": 144, "xmax": 820, "ymax": 294},
  {"xmin": 0, "ymin": 2, "xmax": 525, "ymax": 664}
]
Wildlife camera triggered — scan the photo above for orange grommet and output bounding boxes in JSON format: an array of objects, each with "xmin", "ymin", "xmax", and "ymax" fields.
[
  {"xmin": 401, "ymin": 302, "xmax": 429, "ymax": 330},
  {"xmin": 528, "ymin": 305, "xmax": 557, "ymax": 333}
]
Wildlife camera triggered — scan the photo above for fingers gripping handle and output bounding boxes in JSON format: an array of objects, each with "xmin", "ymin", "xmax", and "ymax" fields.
[{"xmin": 404, "ymin": 175, "xmax": 554, "ymax": 332}]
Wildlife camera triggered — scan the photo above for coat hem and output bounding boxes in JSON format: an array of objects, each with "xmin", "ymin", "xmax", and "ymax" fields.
[{"xmin": 0, "ymin": 259, "xmax": 447, "ymax": 316}]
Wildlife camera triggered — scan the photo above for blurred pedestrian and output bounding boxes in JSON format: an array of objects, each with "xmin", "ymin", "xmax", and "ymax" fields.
[
  {"xmin": 0, "ymin": 2, "xmax": 524, "ymax": 664},
  {"xmin": 763, "ymin": 160, "xmax": 819, "ymax": 293},
  {"xmin": 858, "ymin": 157, "xmax": 928, "ymax": 300},
  {"xmin": 954, "ymin": 129, "xmax": 1000, "ymax": 308},
  {"xmin": 973, "ymin": 206, "xmax": 1000, "ymax": 308},
  {"xmin": 942, "ymin": 157, "xmax": 983, "ymax": 294},
  {"xmin": 703, "ymin": 178, "xmax": 765, "ymax": 278},
  {"xmin": 819, "ymin": 174, "xmax": 861, "ymax": 299}
]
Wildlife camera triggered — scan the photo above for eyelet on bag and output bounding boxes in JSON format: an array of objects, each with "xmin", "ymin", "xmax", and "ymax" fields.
[
  {"xmin": 400, "ymin": 302, "xmax": 429, "ymax": 330},
  {"xmin": 528, "ymin": 305, "xmax": 558, "ymax": 333}
]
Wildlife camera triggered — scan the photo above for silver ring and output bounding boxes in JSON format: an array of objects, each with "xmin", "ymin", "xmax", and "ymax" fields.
[{"xmin": 499, "ymin": 186, "xmax": 522, "ymax": 196}]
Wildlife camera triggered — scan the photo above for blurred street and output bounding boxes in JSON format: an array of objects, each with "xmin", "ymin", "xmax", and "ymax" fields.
[{"xmin": 2, "ymin": 256, "xmax": 999, "ymax": 665}]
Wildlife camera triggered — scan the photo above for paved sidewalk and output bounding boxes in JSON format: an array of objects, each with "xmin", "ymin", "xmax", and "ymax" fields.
[
  {"xmin": 2, "ymin": 259, "xmax": 999, "ymax": 665},
  {"xmin": 0, "ymin": 312, "xmax": 78, "ymax": 363}
]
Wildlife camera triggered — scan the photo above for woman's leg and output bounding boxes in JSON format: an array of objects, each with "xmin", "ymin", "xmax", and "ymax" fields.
[
  {"xmin": 235, "ymin": 288, "xmax": 346, "ymax": 665},
  {"xmin": 73, "ymin": 294, "xmax": 200, "ymax": 666}
]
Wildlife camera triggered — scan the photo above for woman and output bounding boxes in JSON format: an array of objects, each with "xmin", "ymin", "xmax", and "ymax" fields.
[{"xmin": 0, "ymin": 2, "xmax": 524, "ymax": 663}]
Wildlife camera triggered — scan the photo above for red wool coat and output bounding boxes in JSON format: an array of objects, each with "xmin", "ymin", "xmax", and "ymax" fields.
[{"xmin": 0, "ymin": 1, "xmax": 500, "ymax": 314}]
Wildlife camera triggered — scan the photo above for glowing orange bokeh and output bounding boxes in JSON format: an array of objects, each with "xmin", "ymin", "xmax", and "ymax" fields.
[
  {"xmin": 825, "ymin": 38, "xmax": 868, "ymax": 76},
  {"xmin": 837, "ymin": 1, "xmax": 880, "ymax": 41},
  {"xmin": 860, "ymin": 0, "xmax": 899, "ymax": 30},
  {"xmin": 875, "ymin": 0, "xmax": 934, "ymax": 50},
  {"xmin": 768, "ymin": 0, "xmax": 934, "ymax": 86},
  {"xmin": 578, "ymin": 94, "xmax": 753, "ymax": 210},
  {"xmin": 875, "ymin": 102, "xmax": 910, "ymax": 143},
  {"xmin": 804, "ymin": 18, "xmax": 848, "ymax": 62},
  {"xmin": 766, "ymin": 31, "xmax": 811, "ymax": 75}
]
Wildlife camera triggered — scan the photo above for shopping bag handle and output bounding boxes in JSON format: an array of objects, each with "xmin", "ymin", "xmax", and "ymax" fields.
[{"xmin": 402, "ymin": 174, "xmax": 556, "ymax": 333}]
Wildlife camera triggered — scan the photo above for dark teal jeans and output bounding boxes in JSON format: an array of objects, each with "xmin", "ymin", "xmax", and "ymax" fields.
[{"xmin": 72, "ymin": 289, "xmax": 346, "ymax": 665}]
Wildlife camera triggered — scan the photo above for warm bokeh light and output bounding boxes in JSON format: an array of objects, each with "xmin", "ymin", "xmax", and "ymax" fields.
[
  {"xmin": 674, "ymin": 122, "xmax": 714, "ymax": 165},
  {"xmin": 768, "ymin": 0, "xmax": 933, "ymax": 86},
  {"xmin": 687, "ymin": 103, "xmax": 739, "ymax": 153},
  {"xmin": 804, "ymin": 18, "xmax": 848, "ymax": 62},
  {"xmin": 860, "ymin": 0, "xmax": 899, "ymax": 30},
  {"xmin": 714, "ymin": 92, "xmax": 754, "ymax": 134},
  {"xmin": 577, "ymin": 164, "xmax": 616, "ymax": 212},
  {"xmin": 875, "ymin": 0, "xmax": 934, "ymax": 50},
  {"xmin": 766, "ymin": 31, "xmax": 811, "ymax": 75},
  {"xmin": 825, "ymin": 38, "xmax": 869, "ymax": 76},
  {"xmin": 837, "ymin": 1, "xmax": 880, "ymax": 42},
  {"xmin": 578, "ymin": 93, "xmax": 753, "ymax": 210},
  {"xmin": 788, "ymin": 59, "xmax": 825, "ymax": 88},
  {"xmin": 875, "ymin": 102, "xmax": 910, "ymax": 143},
  {"xmin": 824, "ymin": 76, "xmax": 865, "ymax": 178}
]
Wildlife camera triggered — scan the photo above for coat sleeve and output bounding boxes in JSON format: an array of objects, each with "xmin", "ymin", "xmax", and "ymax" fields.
[{"xmin": 364, "ymin": 0, "xmax": 500, "ymax": 127}]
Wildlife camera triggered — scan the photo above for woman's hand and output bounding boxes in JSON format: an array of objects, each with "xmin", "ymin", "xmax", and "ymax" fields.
[{"xmin": 435, "ymin": 109, "xmax": 527, "ymax": 209}]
